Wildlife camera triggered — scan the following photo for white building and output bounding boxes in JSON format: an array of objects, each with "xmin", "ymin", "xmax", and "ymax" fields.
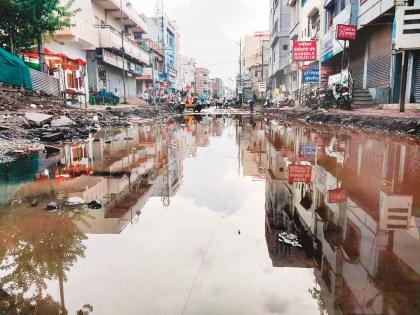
[
  {"xmin": 53, "ymin": 0, "xmax": 149, "ymax": 101},
  {"xmin": 177, "ymin": 56, "xmax": 196, "ymax": 91}
]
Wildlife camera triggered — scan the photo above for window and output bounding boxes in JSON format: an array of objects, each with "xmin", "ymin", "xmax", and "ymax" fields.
[{"xmin": 283, "ymin": 44, "xmax": 288, "ymax": 50}]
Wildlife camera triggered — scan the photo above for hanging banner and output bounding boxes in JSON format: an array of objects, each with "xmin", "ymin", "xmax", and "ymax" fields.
[
  {"xmin": 288, "ymin": 165, "xmax": 312, "ymax": 183},
  {"xmin": 292, "ymin": 41, "xmax": 317, "ymax": 62},
  {"xmin": 328, "ymin": 188, "xmax": 347, "ymax": 203},
  {"xmin": 336, "ymin": 24, "xmax": 357, "ymax": 40}
]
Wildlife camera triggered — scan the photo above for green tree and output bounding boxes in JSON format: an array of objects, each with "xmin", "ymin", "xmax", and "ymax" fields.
[{"xmin": 0, "ymin": 0, "xmax": 79, "ymax": 71}]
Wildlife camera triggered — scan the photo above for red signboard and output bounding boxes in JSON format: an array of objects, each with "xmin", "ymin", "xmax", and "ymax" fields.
[
  {"xmin": 336, "ymin": 24, "xmax": 357, "ymax": 40},
  {"xmin": 299, "ymin": 65, "xmax": 311, "ymax": 70},
  {"xmin": 292, "ymin": 41, "xmax": 317, "ymax": 62},
  {"xmin": 288, "ymin": 165, "xmax": 312, "ymax": 183},
  {"xmin": 328, "ymin": 188, "xmax": 347, "ymax": 203}
]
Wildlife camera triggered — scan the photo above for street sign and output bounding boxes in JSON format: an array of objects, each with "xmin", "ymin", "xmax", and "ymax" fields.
[
  {"xmin": 336, "ymin": 24, "xmax": 357, "ymax": 40},
  {"xmin": 258, "ymin": 82, "xmax": 267, "ymax": 93},
  {"xmin": 292, "ymin": 41, "xmax": 317, "ymax": 62},
  {"xmin": 237, "ymin": 86, "xmax": 244, "ymax": 94},
  {"xmin": 288, "ymin": 165, "xmax": 312, "ymax": 183},
  {"xmin": 328, "ymin": 188, "xmax": 347, "ymax": 203},
  {"xmin": 303, "ymin": 69, "xmax": 319, "ymax": 84}
]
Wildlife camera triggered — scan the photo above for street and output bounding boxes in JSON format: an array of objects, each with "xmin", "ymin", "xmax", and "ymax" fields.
[{"xmin": 0, "ymin": 0, "xmax": 420, "ymax": 314}]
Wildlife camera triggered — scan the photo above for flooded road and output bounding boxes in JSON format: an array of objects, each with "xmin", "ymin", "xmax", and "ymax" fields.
[{"xmin": 0, "ymin": 115, "xmax": 419, "ymax": 314}]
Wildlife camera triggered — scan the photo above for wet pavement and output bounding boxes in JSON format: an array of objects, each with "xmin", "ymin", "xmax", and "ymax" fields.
[{"xmin": 0, "ymin": 115, "xmax": 419, "ymax": 314}]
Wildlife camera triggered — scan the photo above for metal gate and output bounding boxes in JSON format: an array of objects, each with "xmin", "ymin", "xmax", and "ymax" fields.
[
  {"xmin": 29, "ymin": 68, "xmax": 60, "ymax": 96},
  {"xmin": 367, "ymin": 25, "xmax": 392, "ymax": 88},
  {"xmin": 412, "ymin": 52, "xmax": 420, "ymax": 103}
]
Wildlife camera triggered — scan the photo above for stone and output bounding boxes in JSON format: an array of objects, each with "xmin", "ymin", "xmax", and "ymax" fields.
[
  {"xmin": 51, "ymin": 116, "xmax": 76, "ymax": 127},
  {"xmin": 46, "ymin": 201, "xmax": 59, "ymax": 210},
  {"xmin": 87, "ymin": 200, "xmax": 103, "ymax": 209},
  {"xmin": 25, "ymin": 112, "xmax": 53, "ymax": 127}
]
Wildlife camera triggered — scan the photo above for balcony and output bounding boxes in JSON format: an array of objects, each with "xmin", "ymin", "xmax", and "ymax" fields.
[
  {"xmin": 92, "ymin": 0, "xmax": 147, "ymax": 33},
  {"xmin": 98, "ymin": 26, "xmax": 149, "ymax": 65},
  {"xmin": 55, "ymin": 19, "xmax": 98, "ymax": 49}
]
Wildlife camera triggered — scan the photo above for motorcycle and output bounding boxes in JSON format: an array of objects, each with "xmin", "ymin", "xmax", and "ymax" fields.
[
  {"xmin": 304, "ymin": 90, "xmax": 319, "ymax": 109},
  {"xmin": 334, "ymin": 84, "xmax": 352, "ymax": 110},
  {"xmin": 318, "ymin": 86, "xmax": 335, "ymax": 109}
]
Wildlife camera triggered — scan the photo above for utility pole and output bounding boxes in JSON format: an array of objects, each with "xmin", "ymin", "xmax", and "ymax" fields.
[
  {"xmin": 261, "ymin": 38, "xmax": 264, "ymax": 100},
  {"xmin": 399, "ymin": 51, "xmax": 409, "ymax": 112},
  {"xmin": 150, "ymin": 49, "xmax": 156, "ymax": 104},
  {"xmin": 239, "ymin": 38, "xmax": 243, "ymax": 104},
  {"xmin": 120, "ymin": 0, "xmax": 127, "ymax": 104}
]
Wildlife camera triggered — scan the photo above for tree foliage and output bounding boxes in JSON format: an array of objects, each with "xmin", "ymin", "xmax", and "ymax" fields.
[{"xmin": 0, "ymin": 0, "xmax": 79, "ymax": 52}]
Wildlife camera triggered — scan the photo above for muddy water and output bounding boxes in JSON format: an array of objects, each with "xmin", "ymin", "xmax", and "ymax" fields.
[{"xmin": 0, "ymin": 115, "xmax": 419, "ymax": 315}]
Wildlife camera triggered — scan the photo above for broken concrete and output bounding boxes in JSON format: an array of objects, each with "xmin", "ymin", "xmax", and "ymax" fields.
[
  {"xmin": 25, "ymin": 112, "xmax": 53, "ymax": 127},
  {"xmin": 50, "ymin": 115, "xmax": 76, "ymax": 127}
]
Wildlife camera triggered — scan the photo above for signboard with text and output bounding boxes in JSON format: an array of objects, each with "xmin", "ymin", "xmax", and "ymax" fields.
[
  {"xmin": 328, "ymin": 188, "xmax": 347, "ymax": 203},
  {"xmin": 336, "ymin": 24, "xmax": 357, "ymax": 40},
  {"xmin": 303, "ymin": 69, "xmax": 320, "ymax": 84},
  {"xmin": 258, "ymin": 82, "xmax": 267, "ymax": 93},
  {"xmin": 300, "ymin": 144, "xmax": 316, "ymax": 159},
  {"xmin": 292, "ymin": 41, "xmax": 317, "ymax": 62},
  {"xmin": 288, "ymin": 165, "xmax": 312, "ymax": 183}
]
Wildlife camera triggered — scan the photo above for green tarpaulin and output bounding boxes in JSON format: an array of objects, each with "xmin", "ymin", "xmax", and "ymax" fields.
[{"xmin": 0, "ymin": 48, "xmax": 32, "ymax": 89}]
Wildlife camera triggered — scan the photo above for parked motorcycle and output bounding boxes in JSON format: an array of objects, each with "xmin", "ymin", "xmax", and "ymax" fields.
[
  {"xmin": 334, "ymin": 84, "xmax": 352, "ymax": 110},
  {"xmin": 304, "ymin": 90, "xmax": 319, "ymax": 109},
  {"xmin": 318, "ymin": 86, "xmax": 335, "ymax": 109}
]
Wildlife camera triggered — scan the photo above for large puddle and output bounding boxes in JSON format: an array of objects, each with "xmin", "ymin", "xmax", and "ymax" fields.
[{"xmin": 0, "ymin": 115, "xmax": 419, "ymax": 314}]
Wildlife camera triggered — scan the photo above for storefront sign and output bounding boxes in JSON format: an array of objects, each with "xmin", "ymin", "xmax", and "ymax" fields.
[
  {"xmin": 288, "ymin": 165, "xmax": 312, "ymax": 183},
  {"xmin": 328, "ymin": 188, "xmax": 347, "ymax": 203},
  {"xmin": 336, "ymin": 24, "xmax": 357, "ymax": 40},
  {"xmin": 258, "ymin": 82, "xmax": 267, "ymax": 92},
  {"xmin": 299, "ymin": 65, "xmax": 311, "ymax": 70},
  {"xmin": 303, "ymin": 69, "xmax": 319, "ymax": 84},
  {"xmin": 168, "ymin": 67, "xmax": 177, "ymax": 78},
  {"xmin": 292, "ymin": 41, "xmax": 317, "ymax": 62}
]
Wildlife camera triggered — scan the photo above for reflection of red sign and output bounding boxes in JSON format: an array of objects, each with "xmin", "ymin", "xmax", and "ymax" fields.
[
  {"xmin": 328, "ymin": 188, "xmax": 347, "ymax": 203},
  {"xmin": 252, "ymin": 175, "xmax": 267, "ymax": 181},
  {"xmin": 336, "ymin": 24, "xmax": 357, "ymax": 40},
  {"xmin": 292, "ymin": 41, "xmax": 317, "ymax": 62},
  {"xmin": 288, "ymin": 165, "xmax": 312, "ymax": 183}
]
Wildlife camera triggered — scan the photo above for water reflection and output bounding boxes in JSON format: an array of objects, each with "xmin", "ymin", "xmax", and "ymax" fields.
[
  {"xmin": 263, "ymin": 120, "xmax": 420, "ymax": 314},
  {"xmin": 0, "ymin": 115, "xmax": 418, "ymax": 314}
]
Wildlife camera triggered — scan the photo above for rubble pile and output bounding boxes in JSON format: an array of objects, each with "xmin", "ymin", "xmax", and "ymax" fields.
[
  {"xmin": 264, "ymin": 108, "xmax": 420, "ymax": 138},
  {"xmin": 0, "ymin": 84, "xmax": 173, "ymax": 163}
]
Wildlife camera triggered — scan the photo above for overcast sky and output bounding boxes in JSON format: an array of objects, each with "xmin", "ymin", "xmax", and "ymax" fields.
[{"xmin": 135, "ymin": 0, "xmax": 269, "ymax": 86}]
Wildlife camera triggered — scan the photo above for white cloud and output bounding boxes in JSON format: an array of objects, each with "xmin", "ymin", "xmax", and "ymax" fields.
[{"xmin": 134, "ymin": 0, "xmax": 269, "ymax": 83}]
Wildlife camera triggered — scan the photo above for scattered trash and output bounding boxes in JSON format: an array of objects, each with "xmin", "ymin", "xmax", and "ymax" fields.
[
  {"xmin": 87, "ymin": 200, "xmax": 103, "ymax": 209},
  {"xmin": 46, "ymin": 201, "xmax": 59, "ymax": 211},
  {"xmin": 66, "ymin": 197, "xmax": 84, "ymax": 206},
  {"xmin": 278, "ymin": 232, "xmax": 302, "ymax": 248}
]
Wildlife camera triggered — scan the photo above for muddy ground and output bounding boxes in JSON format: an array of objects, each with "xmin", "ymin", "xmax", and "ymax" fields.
[{"xmin": 0, "ymin": 84, "xmax": 172, "ymax": 163}]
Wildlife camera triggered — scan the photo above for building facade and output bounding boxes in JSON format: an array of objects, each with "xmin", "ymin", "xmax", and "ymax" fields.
[
  {"xmin": 177, "ymin": 56, "xmax": 196, "ymax": 92},
  {"xmin": 53, "ymin": 0, "xmax": 149, "ymax": 101},
  {"xmin": 268, "ymin": 0, "xmax": 291, "ymax": 94},
  {"xmin": 194, "ymin": 67, "xmax": 210, "ymax": 97}
]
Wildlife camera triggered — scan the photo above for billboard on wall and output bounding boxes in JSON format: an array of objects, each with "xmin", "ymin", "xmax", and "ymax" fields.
[
  {"xmin": 303, "ymin": 69, "xmax": 319, "ymax": 84},
  {"xmin": 292, "ymin": 41, "xmax": 317, "ymax": 62}
]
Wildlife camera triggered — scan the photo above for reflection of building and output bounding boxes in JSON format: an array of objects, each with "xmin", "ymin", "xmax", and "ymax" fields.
[
  {"xmin": 265, "ymin": 120, "xmax": 420, "ymax": 314},
  {"xmin": 194, "ymin": 67, "xmax": 210, "ymax": 97},
  {"xmin": 240, "ymin": 118, "xmax": 267, "ymax": 177}
]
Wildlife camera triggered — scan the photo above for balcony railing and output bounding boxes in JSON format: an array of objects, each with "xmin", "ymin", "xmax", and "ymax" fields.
[{"xmin": 97, "ymin": 25, "xmax": 149, "ymax": 65}]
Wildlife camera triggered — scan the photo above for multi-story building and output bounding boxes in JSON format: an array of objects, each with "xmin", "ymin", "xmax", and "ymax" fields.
[
  {"xmin": 177, "ymin": 56, "xmax": 196, "ymax": 91},
  {"xmin": 49, "ymin": 0, "xmax": 150, "ymax": 101},
  {"xmin": 194, "ymin": 67, "xmax": 210, "ymax": 97},
  {"xmin": 136, "ymin": 38, "xmax": 164, "ymax": 97},
  {"xmin": 242, "ymin": 34, "xmax": 270, "ymax": 97},
  {"xmin": 211, "ymin": 78, "xmax": 224, "ymax": 98},
  {"xmin": 145, "ymin": 14, "xmax": 178, "ymax": 92},
  {"xmin": 268, "ymin": 0, "xmax": 291, "ymax": 93}
]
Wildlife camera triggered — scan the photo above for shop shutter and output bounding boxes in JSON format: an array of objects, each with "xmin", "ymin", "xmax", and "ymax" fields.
[
  {"xmin": 367, "ymin": 25, "xmax": 392, "ymax": 88},
  {"xmin": 412, "ymin": 52, "xmax": 420, "ymax": 103},
  {"xmin": 350, "ymin": 36, "xmax": 366, "ymax": 89}
]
